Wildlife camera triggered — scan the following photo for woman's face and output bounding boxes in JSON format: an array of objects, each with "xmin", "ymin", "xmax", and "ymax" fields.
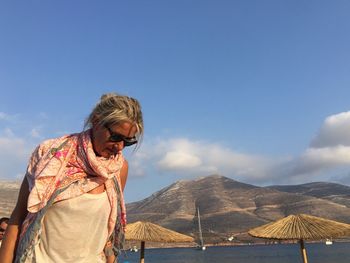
[{"xmin": 92, "ymin": 121, "xmax": 138, "ymax": 158}]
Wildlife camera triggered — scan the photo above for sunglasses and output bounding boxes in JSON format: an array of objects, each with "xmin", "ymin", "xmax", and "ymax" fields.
[{"xmin": 105, "ymin": 125, "xmax": 137, "ymax": 147}]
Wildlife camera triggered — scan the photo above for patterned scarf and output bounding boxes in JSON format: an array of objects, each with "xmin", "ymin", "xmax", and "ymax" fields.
[{"xmin": 16, "ymin": 130, "xmax": 126, "ymax": 262}]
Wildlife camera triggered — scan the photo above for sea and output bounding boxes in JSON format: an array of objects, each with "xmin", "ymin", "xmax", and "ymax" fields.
[{"xmin": 119, "ymin": 242, "xmax": 350, "ymax": 263}]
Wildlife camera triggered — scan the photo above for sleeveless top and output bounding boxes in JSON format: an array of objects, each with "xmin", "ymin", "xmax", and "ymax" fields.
[{"xmin": 34, "ymin": 191, "xmax": 111, "ymax": 263}]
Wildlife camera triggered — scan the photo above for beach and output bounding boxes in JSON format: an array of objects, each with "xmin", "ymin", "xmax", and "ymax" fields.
[{"xmin": 120, "ymin": 242, "xmax": 350, "ymax": 263}]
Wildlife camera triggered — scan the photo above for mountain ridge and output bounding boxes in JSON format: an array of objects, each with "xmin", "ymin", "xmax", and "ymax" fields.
[
  {"xmin": 2, "ymin": 175, "xmax": 350, "ymax": 243},
  {"xmin": 127, "ymin": 175, "xmax": 350, "ymax": 242}
]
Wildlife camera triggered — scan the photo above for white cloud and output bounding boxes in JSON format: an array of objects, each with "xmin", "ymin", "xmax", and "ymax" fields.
[
  {"xmin": 128, "ymin": 111, "xmax": 350, "ymax": 187},
  {"xmin": 278, "ymin": 112, "xmax": 350, "ymax": 182},
  {"xmin": 128, "ymin": 137, "xmax": 277, "ymax": 182},
  {"xmin": 0, "ymin": 112, "xmax": 19, "ymax": 122},
  {"xmin": 125, "ymin": 150, "xmax": 150, "ymax": 177},
  {"xmin": 158, "ymin": 151, "xmax": 202, "ymax": 170},
  {"xmin": 0, "ymin": 113, "xmax": 44, "ymax": 180},
  {"xmin": 271, "ymin": 146, "xmax": 350, "ymax": 184},
  {"xmin": 268, "ymin": 113, "xmax": 350, "ymax": 184},
  {"xmin": 2, "ymin": 109, "xmax": 350, "ymax": 189},
  {"xmin": 311, "ymin": 111, "xmax": 350, "ymax": 147},
  {"xmin": 302, "ymin": 146, "xmax": 350, "ymax": 167},
  {"xmin": 0, "ymin": 112, "xmax": 8, "ymax": 120},
  {"xmin": 2, "ymin": 128, "xmax": 15, "ymax": 137},
  {"xmin": 0, "ymin": 136, "xmax": 33, "ymax": 179},
  {"xmin": 30, "ymin": 128, "xmax": 42, "ymax": 138}
]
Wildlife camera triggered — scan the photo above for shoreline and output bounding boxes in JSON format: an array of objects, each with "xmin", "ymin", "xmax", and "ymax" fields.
[{"xmin": 125, "ymin": 239, "xmax": 350, "ymax": 250}]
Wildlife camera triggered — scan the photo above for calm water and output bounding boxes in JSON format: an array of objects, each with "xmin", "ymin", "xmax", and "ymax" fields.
[{"xmin": 119, "ymin": 242, "xmax": 350, "ymax": 263}]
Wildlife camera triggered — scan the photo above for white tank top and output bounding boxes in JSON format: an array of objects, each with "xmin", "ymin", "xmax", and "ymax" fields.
[{"xmin": 34, "ymin": 191, "xmax": 111, "ymax": 263}]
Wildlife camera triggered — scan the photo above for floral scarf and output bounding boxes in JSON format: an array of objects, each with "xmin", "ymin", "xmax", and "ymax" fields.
[{"xmin": 15, "ymin": 130, "xmax": 126, "ymax": 262}]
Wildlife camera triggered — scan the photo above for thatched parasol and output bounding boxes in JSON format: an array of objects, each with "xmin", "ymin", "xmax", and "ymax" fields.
[
  {"xmin": 248, "ymin": 214, "xmax": 350, "ymax": 263},
  {"xmin": 125, "ymin": 221, "xmax": 194, "ymax": 263}
]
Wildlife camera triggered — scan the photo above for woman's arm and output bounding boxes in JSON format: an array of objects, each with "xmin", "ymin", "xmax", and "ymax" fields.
[
  {"xmin": 106, "ymin": 254, "xmax": 116, "ymax": 263},
  {"xmin": 105, "ymin": 161, "xmax": 129, "ymax": 263},
  {"xmin": 119, "ymin": 160, "xmax": 128, "ymax": 192},
  {"xmin": 0, "ymin": 177, "xmax": 29, "ymax": 262}
]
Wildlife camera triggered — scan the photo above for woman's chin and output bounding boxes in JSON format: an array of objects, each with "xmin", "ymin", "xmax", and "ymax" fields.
[{"xmin": 101, "ymin": 149, "xmax": 117, "ymax": 158}]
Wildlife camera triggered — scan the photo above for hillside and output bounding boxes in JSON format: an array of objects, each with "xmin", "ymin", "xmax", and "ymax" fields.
[
  {"xmin": 127, "ymin": 175, "xmax": 350, "ymax": 242},
  {"xmin": 268, "ymin": 182, "xmax": 350, "ymax": 208},
  {"xmin": 2, "ymin": 176, "xmax": 350, "ymax": 243},
  {"xmin": 0, "ymin": 181, "xmax": 20, "ymax": 217}
]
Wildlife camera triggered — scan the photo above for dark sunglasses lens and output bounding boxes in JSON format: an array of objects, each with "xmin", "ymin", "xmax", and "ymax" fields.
[
  {"xmin": 109, "ymin": 134, "xmax": 123, "ymax": 142},
  {"xmin": 110, "ymin": 134, "xmax": 137, "ymax": 147},
  {"xmin": 124, "ymin": 139, "xmax": 137, "ymax": 147}
]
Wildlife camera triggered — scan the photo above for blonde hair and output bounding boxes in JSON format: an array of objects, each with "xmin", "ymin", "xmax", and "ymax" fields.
[{"xmin": 85, "ymin": 93, "xmax": 144, "ymax": 142}]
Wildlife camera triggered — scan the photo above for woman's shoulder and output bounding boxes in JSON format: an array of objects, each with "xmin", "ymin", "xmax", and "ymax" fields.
[
  {"xmin": 36, "ymin": 133, "xmax": 77, "ymax": 154},
  {"xmin": 26, "ymin": 134, "xmax": 76, "ymax": 185},
  {"xmin": 34, "ymin": 137, "xmax": 65, "ymax": 157},
  {"xmin": 28, "ymin": 134, "xmax": 75, "ymax": 168}
]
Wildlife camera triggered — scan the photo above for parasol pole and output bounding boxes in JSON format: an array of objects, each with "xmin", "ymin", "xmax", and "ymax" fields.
[
  {"xmin": 299, "ymin": 239, "xmax": 308, "ymax": 263},
  {"xmin": 139, "ymin": 241, "xmax": 145, "ymax": 263}
]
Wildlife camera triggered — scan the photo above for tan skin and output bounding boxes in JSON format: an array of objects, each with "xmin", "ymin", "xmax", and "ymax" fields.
[
  {"xmin": 0, "ymin": 220, "xmax": 9, "ymax": 241},
  {"xmin": 0, "ymin": 121, "xmax": 137, "ymax": 263}
]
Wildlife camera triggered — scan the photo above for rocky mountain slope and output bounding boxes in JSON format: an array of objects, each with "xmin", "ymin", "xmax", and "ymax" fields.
[
  {"xmin": 2, "ymin": 176, "xmax": 350, "ymax": 243},
  {"xmin": 0, "ymin": 181, "xmax": 20, "ymax": 217},
  {"xmin": 127, "ymin": 175, "xmax": 350, "ymax": 242},
  {"xmin": 268, "ymin": 182, "xmax": 350, "ymax": 208}
]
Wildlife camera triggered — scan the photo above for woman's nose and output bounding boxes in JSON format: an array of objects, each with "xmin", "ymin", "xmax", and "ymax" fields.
[{"xmin": 113, "ymin": 141, "xmax": 125, "ymax": 151}]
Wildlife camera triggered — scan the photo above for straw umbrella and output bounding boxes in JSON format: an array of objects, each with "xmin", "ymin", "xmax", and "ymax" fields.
[
  {"xmin": 125, "ymin": 221, "xmax": 194, "ymax": 263},
  {"xmin": 248, "ymin": 214, "xmax": 350, "ymax": 263}
]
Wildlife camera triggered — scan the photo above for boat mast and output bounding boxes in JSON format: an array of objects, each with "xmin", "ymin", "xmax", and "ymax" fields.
[{"xmin": 197, "ymin": 207, "xmax": 204, "ymax": 247}]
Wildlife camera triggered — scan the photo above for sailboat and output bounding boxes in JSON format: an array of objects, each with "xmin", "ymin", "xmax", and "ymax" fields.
[{"xmin": 196, "ymin": 207, "xmax": 206, "ymax": 250}]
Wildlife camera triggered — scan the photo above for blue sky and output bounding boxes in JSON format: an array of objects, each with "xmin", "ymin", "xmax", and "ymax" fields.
[{"xmin": 1, "ymin": 0, "xmax": 350, "ymax": 202}]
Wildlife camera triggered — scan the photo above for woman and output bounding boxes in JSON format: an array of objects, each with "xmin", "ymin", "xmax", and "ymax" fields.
[{"xmin": 0, "ymin": 93, "xmax": 143, "ymax": 263}]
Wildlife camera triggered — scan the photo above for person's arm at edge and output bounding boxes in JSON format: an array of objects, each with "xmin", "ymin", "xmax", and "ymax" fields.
[
  {"xmin": 0, "ymin": 177, "xmax": 29, "ymax": 263},
  {"xmin": 119, "ymin": 160, "xmax": 128, "ymax": 192},
  {"xmin": 106, "ymin": 160, "xmax": 128, "ymax": 263}
]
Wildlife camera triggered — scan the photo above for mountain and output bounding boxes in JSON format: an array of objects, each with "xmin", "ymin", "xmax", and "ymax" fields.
[
  {"xmin": 2, "ymin": 176, "xmax": 350, "ymax": 243},
  {"xmin": 268, "ymin": 182, "xmax": 350, "ymax": 208},
  {"xmin": 127, "ymin": 175, "xmax": 350, "ymax": 242},
  {"xmin": 0, "ymin": 181, "xmax": 20, "ymax": 217}
]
